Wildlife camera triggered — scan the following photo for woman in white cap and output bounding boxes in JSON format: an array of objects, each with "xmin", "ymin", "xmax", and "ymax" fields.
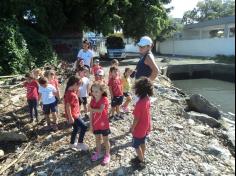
[{"xmin": 132, "ymin": 36, "xmax": 159, "ymax": 81}]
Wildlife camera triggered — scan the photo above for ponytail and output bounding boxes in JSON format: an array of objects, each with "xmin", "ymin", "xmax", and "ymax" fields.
[{"xmin": 64, "ymin": 75, "xmax": 81, "ymax": 96}]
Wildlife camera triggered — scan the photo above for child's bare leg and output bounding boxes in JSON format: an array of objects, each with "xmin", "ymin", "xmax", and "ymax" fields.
[
  {"xmin": 111, "ymin": 107, "xmax": 116, "ymax": 116},
  {"xmin": 45, "ymin": 114, "xmax": 51, "ymax": 126},
  {"xmin": 140, "ymin": 144, "xmax": 146, "ymax": 159},
  {"xmin": 136, "ymin": 147, "xmax": 144, "ymax": 162},
  {"xmin": 83, "ymin": 104, "xmax": 88, "ymax": 114},
  {"xmin": 103, "ymin": 136, "xmax": 110, "ymax": 155},
  {"xmin": 95, "ymin": 135, "xmax": 102, "ymax": 153},
  {"xmin": 52, "ymin": 112, "xmax": 58, "ymax": 125},
  {"xmin": 116, "ymin": 105, "xmax": 121, "ymax": 114},
  {"xmin": 123, "ymin": 96, "xmax": 132, "ymax": 107}
]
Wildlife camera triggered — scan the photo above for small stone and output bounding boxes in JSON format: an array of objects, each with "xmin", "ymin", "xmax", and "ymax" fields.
[
  {"xmin": 37, "ymin": 171, "xmax": 47, "ymax": 176},
  {"xmin": 0, "ymin": 149, "xmax": 4, "ymax": 157},
  {"xmin": 171, "ymin": 124, "xmax": 184, "ymax": 130},
  {"xmin": 188, "ymin": 119, "xmax": 195, "ymax": 125},
  {"xmin": 116, "ymin": 168, "xmax": 125, "ymax": 176}
]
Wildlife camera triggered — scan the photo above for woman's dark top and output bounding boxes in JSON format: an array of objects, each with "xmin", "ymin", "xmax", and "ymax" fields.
[{"xmin": 135, "ymin": 52, "xmax": 152, "ymax": 79}]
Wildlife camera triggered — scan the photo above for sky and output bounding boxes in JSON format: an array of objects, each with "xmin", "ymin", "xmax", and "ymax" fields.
[{"xmin": 165, "ymin": 0, "xmax": 202, "ymax": 18}]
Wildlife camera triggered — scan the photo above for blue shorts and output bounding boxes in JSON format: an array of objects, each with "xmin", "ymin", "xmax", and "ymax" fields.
[
  {"xmin": 132, "ymin": 136, "xmax": 146, "ymax": 149},
  {"xmin": 111, "ymin": 96, "xmax": 124, "ymax": 107},
  {"xmin": 43, "ymin": 101, "xmax": 57, "ymax": 115}
]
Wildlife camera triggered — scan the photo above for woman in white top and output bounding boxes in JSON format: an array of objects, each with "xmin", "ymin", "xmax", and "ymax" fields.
[{"xmin": 77, "ymin": 39, "xmax": 93, "ymax": 69}]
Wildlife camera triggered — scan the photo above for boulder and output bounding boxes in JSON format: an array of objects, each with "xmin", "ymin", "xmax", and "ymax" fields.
[
  {"xmin": 188, "ymin": 94, "xmax": 221, "ymax": 119},
  {"xmin": 187, "ymin": 111, "xmax": 221, "ymax": 128},
  {"xmin": 207, "ymin": 139, "xmax": 232, "ymax": 160},
  {"xmin": 0, "ymin": 131, "xmax": 28, "ymax": 142}
]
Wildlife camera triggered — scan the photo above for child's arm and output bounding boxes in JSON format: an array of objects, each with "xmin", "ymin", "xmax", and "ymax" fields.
[
  {"xmin": 88, "ymin": 105, "xmax": 93, "ymax": 132},
  {"xmin": 65, "ymin": 103, "xmax": 74, "ymax": 124},
  {"xmin": 90, "ymin": 104, "xmax": 105, "ymax": 113},
  {"xmin": 109, "ymin": 87, "xmax": 113, "ymax": 99}
]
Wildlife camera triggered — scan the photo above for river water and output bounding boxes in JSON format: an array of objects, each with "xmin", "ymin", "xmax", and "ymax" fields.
[{"xmin": 173, "ymin": 79, "xmax": 235, "ymax": 115}]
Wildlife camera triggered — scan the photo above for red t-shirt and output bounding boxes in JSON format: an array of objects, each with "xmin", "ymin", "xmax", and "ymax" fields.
[
  {"xmin": 49, "ymin": 79, "xmax": 59, "ymax": 90},
  {"xmin": 90, "ymin": 96, "xmax": 109, "ymax": 131},
  {"xmin": 92, "ymin": 65, "xmax": 102, "ymax": 75},
  {"xmin": 132, "ymin": 97, "xmax": 151, "ymax": 138},
  {"xmin": 108, "ymin": 78, "xmax": 123, "ymax": 97},
  {"xmin": 64, "ymin": 90, "xmax": 80, "ymax": 119},
  {"xmin": 24, "ymin": 80, "xmax": 39, "ymax": 100}
]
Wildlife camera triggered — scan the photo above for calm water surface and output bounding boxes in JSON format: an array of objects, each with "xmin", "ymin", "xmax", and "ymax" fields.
[{"xmin": 173, "ymin": 79, "xmax": 235, "ymax": 115}]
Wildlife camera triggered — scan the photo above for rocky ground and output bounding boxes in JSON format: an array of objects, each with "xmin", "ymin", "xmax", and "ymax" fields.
[{"xmin": 0, "ymin": 59, "xmax": 235, "ymax": 176}]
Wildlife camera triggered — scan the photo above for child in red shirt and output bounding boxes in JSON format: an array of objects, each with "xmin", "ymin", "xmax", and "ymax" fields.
[
  {"xmin": 95, "ymin": 69, "xmax": 106, "ymax": 84},
  {"xmin": 108, "ymin": 66, "xmax": 124, "ymax": 120},
  {"xmin": 23, "ymin": 73, "xmax": 39, "ymax": 122},
  {"xmin": 130, "ymin": 77, "xmax": 154, "ymax": 170},
  {"xmin": 89, "ymin": 82, "xmax": 111, "ymax": 165},
  {"xmin": 64, "ymin": 75, "xmax": 89, "ymax": 151},
  {"xmin": 92, "ymin": 59, "xmax": 102, "ymax": 76}
]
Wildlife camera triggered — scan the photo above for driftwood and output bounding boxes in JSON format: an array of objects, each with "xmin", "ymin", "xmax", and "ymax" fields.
[
  {"xmin": 0, "ymin": 75, "xmax": 21, "ymax": 79},
  {"xmin": 0, "ymin": 143, "xmax": 30, "ymax": 175},
  {"xmin": 0, "ymin": 82, "xmax": 24, "ymax": 89}
]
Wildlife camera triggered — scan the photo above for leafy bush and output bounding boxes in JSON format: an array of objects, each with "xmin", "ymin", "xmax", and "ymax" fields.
[
  {"xmin": 20, "ymin": 26, "xmax": 58, "ymax": 68},
  {"xmin": 0, "ymin": 18, "xmax": 31, "ymax": 75},
  {"xmin": 0, "ymin": 18, "xmax": 58, "ymax": 76},
  {"xmin": 213, "ymin": 55, "xmax": 235, "ymax": 64}
]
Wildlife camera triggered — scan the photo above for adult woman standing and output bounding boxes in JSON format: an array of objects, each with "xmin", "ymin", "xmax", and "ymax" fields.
[
  {"xmin": 133, "ymin": 36, "xmax": 159, "ymax": 81},
  {"xmin": 77, "ymin": 39, "xmax": 94, "ymax": 69}
]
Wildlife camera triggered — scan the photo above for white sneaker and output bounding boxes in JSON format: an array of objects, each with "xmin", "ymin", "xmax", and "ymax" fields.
[{"xmin": 77, "ymin": 143, "xmax": 89, "ymax": 151}]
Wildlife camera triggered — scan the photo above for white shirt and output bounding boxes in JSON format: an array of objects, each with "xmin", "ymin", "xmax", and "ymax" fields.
[
  {"xmin": 79, "ymin": 77, "xmax": 90, "ymax": 98},
  {"xmin": 77, "ymin": 49, "xmax": 93, "ymax": 67},
  {"xmin": 39, "ymin": 84, "xmax": 57, "ymax": 105}
]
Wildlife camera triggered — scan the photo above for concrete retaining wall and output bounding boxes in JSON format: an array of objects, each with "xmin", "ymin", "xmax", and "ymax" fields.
[{"xmin": 167, "ymin": 64, "xmax": 235, "ymax": 82}]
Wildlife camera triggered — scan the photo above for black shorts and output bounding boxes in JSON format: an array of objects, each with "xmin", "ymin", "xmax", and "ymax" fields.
[
  {"xmin": 84, "ymin": 65, "xmax": 90, "ymax": 69},
  {"xmin": 79, "ymin": 97, "xmax": 87, "ymax": 105},
  {"xmin": 132, "ymin": 136, "xmax": 147, "ymax": 149},
  {"xmin": 43, "ymin": 101, "xmax": 57, "ymax": 115},
  {"xmin": 93, "ymin": 129, "xmax": 111, "ymax": 136},
  {"xmin": 123, "ymin": 92, "xmax": 131, "ymax": 97},
  {"xmin": 111, "ymin": 96, "xmax": 124, "ymax": 107}
]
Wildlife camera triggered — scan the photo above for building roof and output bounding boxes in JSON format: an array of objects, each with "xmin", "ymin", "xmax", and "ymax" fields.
[{"xmin": 184, "ymin": 16, "xmax": 235, "ymax": 29}]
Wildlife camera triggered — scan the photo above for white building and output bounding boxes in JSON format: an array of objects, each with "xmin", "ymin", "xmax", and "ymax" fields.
[{"xmin": 159, "ymin": 16, "xmax": 235, "ymax": 57}]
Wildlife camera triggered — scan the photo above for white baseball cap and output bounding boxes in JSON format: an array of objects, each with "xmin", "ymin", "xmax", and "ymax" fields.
[
  {"xmin": 96, "ymin": 69, "xmax": 104, "ymax": 76},
  {"xmin": 137, "ymin": 36, "xmax": 153, "ymax": 47}
]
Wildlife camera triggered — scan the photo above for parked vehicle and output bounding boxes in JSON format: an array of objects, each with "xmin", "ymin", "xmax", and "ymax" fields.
[{"xmin": 104, "ymin": 35, "xmax": 126, "ymax": 60}]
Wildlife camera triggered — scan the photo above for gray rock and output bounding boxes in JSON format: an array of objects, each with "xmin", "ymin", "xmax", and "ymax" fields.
[
  {"xmin": 0, "ymin": 131, "xmax": 28, "ymax": 142},
  {"xmin": 188, "ymin": 94, "xmax": 221, "ymax": 119},
  {"xmin": 207, "ymin": 139, "xmax": 232, "ymax": 160},
  {"xmin": 187, "ymin": 111, "xmax": 221, "ymax": 128},
  {"xmin": 116, "ymin": 168, "xmax": 125, "ymax": 176},
  {"xmin": 171, "ymin": 124, "xmax": 184, "ymax": 130},
  {"xmin": 0, "ymin": 149, "xmax": 4, "ymax": 157},
  {"xmin": 0, "ymin": 116, "xmax": 14, "ymax": 123}
]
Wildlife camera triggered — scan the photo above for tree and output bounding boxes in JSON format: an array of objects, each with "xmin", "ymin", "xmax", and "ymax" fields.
[
  {"xmin": 0, "ymin": 0, "xmax": 172, "ymax": 38},
  {"xmin": 182, "ymin": 0, "xmax": 235, "ymax": 24}
]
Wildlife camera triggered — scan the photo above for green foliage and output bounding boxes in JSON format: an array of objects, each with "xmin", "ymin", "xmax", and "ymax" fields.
[
  {"xmin": 0, "ymin": 18, "xmax": 31, "ymax": 75},
  {"xmin": 0, "ymin": 0, "xmax": 172, "ymax": 39},
  {"xmin": 182, "ymin": 0, "xmax": 235, "ymax": 24},
  {"xmin": 20, "ymin": 26, "xmax": 57, "ymax": 68},
  {"xmin": 213, "ymin": 55, "xmax": 235, "ymax": 64}
]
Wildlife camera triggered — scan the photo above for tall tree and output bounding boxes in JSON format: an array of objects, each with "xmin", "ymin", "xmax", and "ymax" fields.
[
  {"xmin": 0, "ymin": 0, "xmax": 172, "ymax": 38},
  {"xmin": 182, "ymin": 0, "xmax": 235, "ymax": 24}
]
